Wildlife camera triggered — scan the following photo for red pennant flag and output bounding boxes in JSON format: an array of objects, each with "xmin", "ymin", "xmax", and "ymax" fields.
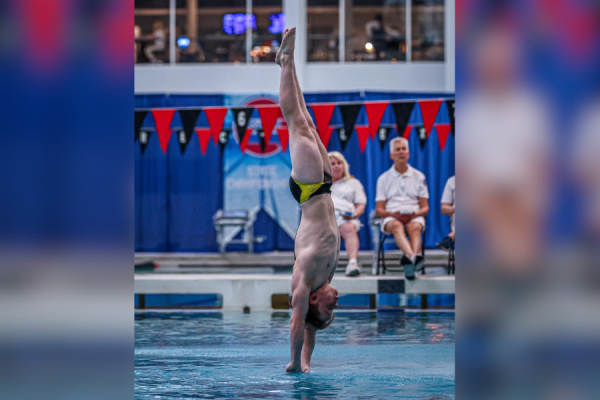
[
  {"xmin": 195, "ymin": 128, "xmax": 212, "ymax": 155},
  {"xmin": 257, "ymin": 106, "xmax": 281, "ymax": 147},
  {"xmin": 403, "ymin": 125, "xmax": 412, "ymax": 139},
  {"xmin": 311, "ymin": 104, "xmax": 336, "ymax": 147},
  {"xmin": 418, "ymin": 100, "xmax": 443, "ymax": 137},
  {"xmin": 151, "ymin": 109, "xmax": 176, "ymax": 153},
  {"xmin": 204, "ymin": 107, "xmax": 228, "ymax": 144},
  {"xmin": 355, "ymin": 126, "xmax": 370, "ymax": 153},
  {"xmin": 239, "ymin": 128, "xmax": 253, "ymax": 153},
  {"xmin": 364, "ymin": 102, "xmax": 389, "ymax": 139},
  {"xmin": 277, "ymin": 127, "xmax": 289, "ymax": 152},
  {"xmin": 434, "ymin": 124, "xmax": 452, "ymax": 151}
]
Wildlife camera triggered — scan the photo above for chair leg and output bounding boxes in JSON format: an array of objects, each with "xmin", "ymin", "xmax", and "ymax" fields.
[
  {"xmin": 379, "ymin": 233, "xmax": 388, "ymax": 275},
  {"xmin": 421, "ymin": 239, "xmax": 426, "ymax": 276},
  {"xmin": 377, "ymin": 234, "xmax": 384, "ymax": 276}
]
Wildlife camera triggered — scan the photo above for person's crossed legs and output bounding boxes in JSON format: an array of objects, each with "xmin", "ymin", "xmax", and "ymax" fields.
[{"xmin": 383, "ymin": 220, "xmax": 424, "ymax": 278}]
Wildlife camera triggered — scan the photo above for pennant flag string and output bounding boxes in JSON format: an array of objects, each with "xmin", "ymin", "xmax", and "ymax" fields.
[
  {"xmin": 133, "ymin": 98, "xmax": 453, "ymax": 112},
  {"xmin": 135, "ymin": 97, "xmax": 454, "ymax": 155}
]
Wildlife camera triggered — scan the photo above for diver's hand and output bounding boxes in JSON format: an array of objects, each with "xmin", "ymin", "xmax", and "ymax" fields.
[
  {"xmin": 286, "ymin": 362, "xmax": 303, "ymax": 373},
  {"xmin": 301, "ymin": 363, "xmax": 310, "ymax": 373}
]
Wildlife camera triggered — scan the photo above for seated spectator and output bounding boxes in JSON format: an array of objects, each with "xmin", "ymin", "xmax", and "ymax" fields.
[
  {"xmin": 144, "ymin": 20, "xmax": 166, "ymax": 64},
  {"xmin": 437, "ymin": 176, "xmax": 455, "ymax": 250},
  {"xmin": 375, "ymin": 138, "xmax": 429, "ymax": 279},
  {"xmin": 329, "ymin": 152, "xmax": 367, "ymax": 277}
]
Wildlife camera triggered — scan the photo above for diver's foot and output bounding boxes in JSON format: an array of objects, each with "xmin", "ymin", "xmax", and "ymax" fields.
[{"xmin": 275, "ymin": 27, "xmax": 296, "ymax": 66}]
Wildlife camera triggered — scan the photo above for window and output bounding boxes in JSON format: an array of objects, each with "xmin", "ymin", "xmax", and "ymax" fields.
[
  {"xmin": 173, "ymin": 0, "xmax": 283, "ymax": 64},
  {"xmin": 135, "ymin": 0, "xmax": 446, "ymax": 65},
  {"xmin": 187, "ymin": 0, "xmax": 248, "ymax": 63},
  {"xmin": 134, "ymin": 0, "xmax": 180, "ymax": 64},
  {"xmin": 411, "ymin": 0, "xmax": 444, "ymax": 61},
  {"xmin": 307, "ymin": 0, "xmax": 340, "ymax": 62},
  {"xmin": 345, "ymin": 0, "xmax": 407, "ymax": 62},
  {"xmin": 251, "ymin": 0, "xmax": 284, "ymax": 63}
]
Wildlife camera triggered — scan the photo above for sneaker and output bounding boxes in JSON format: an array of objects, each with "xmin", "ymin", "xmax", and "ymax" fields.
[
  {"xmin": 401, "ymin": 255, "xmax": 415, "ymax": 280},
  {"xmin": 414, "ymin": 255, "xmax": 425, "ymax": 273},
  {"xmin": 436, "ymin": 236, "xmax": 453, "ymax": 250},
  {"xmin": 345, "ymin": 260, "xmax": 361, "ymax": 277}
]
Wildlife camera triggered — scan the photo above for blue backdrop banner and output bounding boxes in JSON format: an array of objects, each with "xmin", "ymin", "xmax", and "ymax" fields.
[{"xmin": 135, "ymin": 92, "xmax": 454, "ymax": 253}]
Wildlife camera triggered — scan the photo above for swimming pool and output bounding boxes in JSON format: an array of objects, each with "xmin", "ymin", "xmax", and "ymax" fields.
[{"xmin": 135, "ymin": 311, "xmax": 455, "ymax": 399}]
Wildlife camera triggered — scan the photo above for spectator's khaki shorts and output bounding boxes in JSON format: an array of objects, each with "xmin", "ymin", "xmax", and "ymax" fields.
[
  {"xmin": 336, "ymin": 215, "xmax": 362, "ymax": 231},
  {"xmin": 381, "ymin": 216, "xmax": 426, "ymax": 234}
]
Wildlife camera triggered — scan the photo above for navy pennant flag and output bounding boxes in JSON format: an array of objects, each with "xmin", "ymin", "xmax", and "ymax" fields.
[
  {"xmin": 139, "ymin": 130, "xmax": 153, "ymax": 154},
  {"xmin": 257, "ymin": 130, "xmax": 266, "ymax": 153},
  {"xmin": 338, "ymin": 104, "xmax": 362, "ymax": 151},
  {"xmin": 178, "ymin": 109, "xmax": 202, "ymax": 154},
  {"xmin": 446, "ymin": 99, "xmax": 455, "ymax": 136},
  {"xmin": 135, "ymin": 110, "xmax": 148, "ymax": 142},
  {"xmin": 231, "ymin": 107, "xmax": 255, "ymax": 152},
  {"xmin": 377, "ymin": 126, "xmax": 393, "ymax": 151},
  {"xmin": 218, "ymin": 129, "xmax": 232, "ymax": 153},
  {"xmin": 416, "ymin": 125, "xmax": 428, "ymax": 150},
  {"xmin": 391, "ymin": 102, "xmax": 415, "ymax": 137}
]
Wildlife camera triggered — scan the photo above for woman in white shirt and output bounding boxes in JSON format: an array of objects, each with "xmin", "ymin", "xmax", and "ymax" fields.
[{"xmin": 328, "ymin": 152, "xmax": 367, "ymax": 276}]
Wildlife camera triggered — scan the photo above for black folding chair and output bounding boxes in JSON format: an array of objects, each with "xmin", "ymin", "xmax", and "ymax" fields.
[{"xmin": 370, "ymin": 210, "xmax": 426, "ymax": 276}]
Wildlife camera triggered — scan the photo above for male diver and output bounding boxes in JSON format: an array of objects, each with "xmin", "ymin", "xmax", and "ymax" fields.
[{"xmin": 276, "ymin": 27, "xmax": 340, "ymax": 374}]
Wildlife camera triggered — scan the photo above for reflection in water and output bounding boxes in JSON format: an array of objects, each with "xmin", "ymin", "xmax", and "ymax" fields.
[{"xmin": 290, "ymin": 375, "xmax": 341, "ymax": 399}]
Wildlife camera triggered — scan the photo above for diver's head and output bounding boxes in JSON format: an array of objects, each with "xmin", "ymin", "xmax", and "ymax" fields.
[{"xmin": 306, "ymin": 283, "xmax": 339, "ymax": 330}]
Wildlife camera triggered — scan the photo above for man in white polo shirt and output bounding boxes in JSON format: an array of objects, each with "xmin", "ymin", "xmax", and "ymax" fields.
[
  {"xmin": 437, "ymin": 175, "xmax": 455, "ymax": 250},
  {"xmin": 375, "ymin": 137, "xmax": 429, "ymax": 279}
]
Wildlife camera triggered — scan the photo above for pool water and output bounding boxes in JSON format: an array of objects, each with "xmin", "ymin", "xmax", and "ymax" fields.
[{"xmin": 135, "ymin": 311, "xmax": 455, "ymax": 399}]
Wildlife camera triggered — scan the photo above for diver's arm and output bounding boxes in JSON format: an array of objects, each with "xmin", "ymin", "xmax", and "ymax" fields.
[
  {"xmin": 301, "ymin": 325, "xmax": 317, "ymax": 373},
  {"xmin": 287, "ymin": 279, "xmax": 310, "ymax": 373}
]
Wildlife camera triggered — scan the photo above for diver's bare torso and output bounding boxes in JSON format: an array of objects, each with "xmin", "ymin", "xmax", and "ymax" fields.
[{"xmin": 294, "ymin": 193, "xmax": 340, "ymax": 290}]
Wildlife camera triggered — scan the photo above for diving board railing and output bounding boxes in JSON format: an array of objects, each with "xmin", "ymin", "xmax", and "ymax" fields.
[{"xmin": 135, "ymin": 274, "xmax": 455, "ymax": 311}]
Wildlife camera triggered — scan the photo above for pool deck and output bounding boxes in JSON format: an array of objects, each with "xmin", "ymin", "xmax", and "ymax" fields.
[{"xmin": 135, "ymin": 273, "xmax": 454, "ymax": 311}]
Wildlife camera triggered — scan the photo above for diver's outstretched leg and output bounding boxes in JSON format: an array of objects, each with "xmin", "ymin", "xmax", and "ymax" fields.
[
  {"xmin": 290, "ymin": 55, "xmax": 331, "ymax": 176},
  {"xmin": 277, "ymin": 28, "xmax": 323, "ymax": 184}
]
